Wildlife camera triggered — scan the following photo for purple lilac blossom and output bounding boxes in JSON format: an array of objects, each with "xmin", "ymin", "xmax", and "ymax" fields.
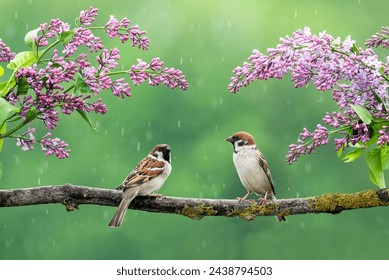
[
  {"xmin": 40, "ymin": 133, "xmax": 70, "ymax": 159},
  {"xmin": 230, "ymin": 27, "xmax": 389, "ymax": 164},
  {"xmin": 378, "ymin": 126, "xmax": 389, "ymax": 146},
  {"xmin": 16, "ymin": 128, "xmax": 36, "ymax": 151},
  {"xmin": 78, "ymin": 7, "xmax": 99, "ymax": 27},
  {"xmin": 129, "ymin": 58, "xmax": 189, "ymax": 90},
  {"xmin": 104, "ymin": 16, "xmax": 150, "ymax": 49},
  {"xmin": 365, "ymin": 26, "xmax": 389, "ymax": 49},
  {"xmin": 0, "ymin": 39, "xmax": 15, "ymax": 62},
  {"xmin": 2, "ymin": 6, "xmax": 188, "ymax": 159}
]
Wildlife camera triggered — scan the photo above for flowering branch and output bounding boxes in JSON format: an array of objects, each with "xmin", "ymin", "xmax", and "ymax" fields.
[
  {"xmin": 0, "ymin": 6, "xmax": 188, "ymax": 159},
  {"xmin": 1, "ymin": 184, "xmax": 389, "ymax": 221},
  {"xmin": 229, "ymin": 26, "xmax": 389, "ymax": 188}
]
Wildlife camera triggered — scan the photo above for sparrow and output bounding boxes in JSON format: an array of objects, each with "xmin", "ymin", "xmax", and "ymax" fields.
[
  {"xmin": 226, "ymin": 131, "xmax": 286, "ymax": 222},
  {"xmin": 108, "ymin": 144, "xmax": 172, "ymax": 227}
]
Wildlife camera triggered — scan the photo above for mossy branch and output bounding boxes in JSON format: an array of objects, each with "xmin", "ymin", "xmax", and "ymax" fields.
[{"xmin": 1, "ymin": 184, "xmax": 389, "ymax": 220}]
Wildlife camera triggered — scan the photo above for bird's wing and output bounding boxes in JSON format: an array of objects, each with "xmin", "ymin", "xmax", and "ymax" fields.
[
  {"xmin": 257, "ymin": 150, "xmax": 276, "ymax": 196},
  {"xmin": 117, "ymin": 155, "xmax": 165, "ymax": 190}
]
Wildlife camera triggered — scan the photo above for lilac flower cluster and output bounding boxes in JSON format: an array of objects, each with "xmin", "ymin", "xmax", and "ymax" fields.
[
  {"xmin": 129, "ymin": 58, "xmax": 189, "ymax": 90},
  {"xmin": 1, "ymin": 6, "xmax": 188, "ymax": 159},
  {"xmin": 15, "ymin": 128, "xmax": 70, "ymax": 159},
  {"xmin": 365, "ymin": 26, "xmax": 389, "ymax": 49},
  {"xmin": 229, "ymin": 27, "xmax": 389, "ymax": 164},
  {"xmin": 0, "ymin": 39, "xmax": 15, "ymax": 62}
]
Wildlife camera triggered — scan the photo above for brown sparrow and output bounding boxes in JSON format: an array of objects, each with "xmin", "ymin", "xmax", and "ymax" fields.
[
  {"xmin": 108, "ymin": 144, "xmax": 172, "ymax": 227},
  {"xmin": 226, "ymin": 131, "xmax": 286, "ymax": 222}
]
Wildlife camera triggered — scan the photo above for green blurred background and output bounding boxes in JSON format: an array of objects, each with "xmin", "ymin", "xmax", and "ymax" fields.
[{"xmin": 1, "ymin": 0, "xmax": 388, "ymax": 259}]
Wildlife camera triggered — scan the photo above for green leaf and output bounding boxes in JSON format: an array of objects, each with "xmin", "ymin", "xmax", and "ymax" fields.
[
  {"xmin": 0, "ymin": 79, "xmax": 16, "ymax": 97},
  {"xmin": 342, "ymin": 148, "xmax": 364, "ymax": 163},
  {"xmin": 366, "ymin": 148, "xmax": 386, "ymax": 188},
  {"xmin": 74, "ymin": 72, "xmax": 92, "ymax": 94},
  {"xmin": 77, "ymin": 109, "xmax": 97, "ymax": 131},
  {"xmin": 0, "ymin": 122, "xmax": 6, "ymax": 152},
  {"xmin": 59, "ymin": 30, "xmax": 74, "ymax": 45},
  {"xmin": 381, "ymin": 145, "xmax": 389, "ymax": 170},
  {"xmin": 350, "ymin": 104, "xmax": 373, "ymax": 125},
  {"xmin": 351, "ymin": 44, "xmax": 360, "ymax": 55},
  {"xmin": 25, "ymin": 107, "xmax": 38, "ymax": 123},
  {"xmin": 0, "ymin": 66, "xmax": 4, "ymax": 77},
  {"xmin": 24, "ymin": 27, "xmax": 41, "ymax": 49},
  {"xmin": 0, "ymin": 98, "xmax": 20, "ymax": 126},
  {"xmin": 337, "ymin": 145, "xmax": 344, "ymax": 158},
  {"xmin": 369, "ymin": 169, "xmax": 379, "ymax": 187},
  {"xmin": 16, "ymin": 76, "xmax": 30, "ymax": 96},
  {"xmin": 7, "ymin": 51, "xmax": 38, "ymax": 70}
]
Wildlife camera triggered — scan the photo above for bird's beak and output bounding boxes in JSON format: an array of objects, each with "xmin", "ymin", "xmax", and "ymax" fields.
[{"xmin": 226, "ymin": 136, "xmax": 234, "ymax": 143}]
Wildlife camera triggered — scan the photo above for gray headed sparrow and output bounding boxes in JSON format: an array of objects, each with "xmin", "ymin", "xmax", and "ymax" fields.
[
  {"xmin": 226, "ymin": 131, "xmax": 286, "ymax": 222},
  {"xmin": 108, "ymin": 144, "xmax": 172, "ymax": 227}
]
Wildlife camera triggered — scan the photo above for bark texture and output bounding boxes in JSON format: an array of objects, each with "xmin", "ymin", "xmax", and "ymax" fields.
[{"xmin": 1, "ymin": 184, "xmax": 389, "ymax": 220}]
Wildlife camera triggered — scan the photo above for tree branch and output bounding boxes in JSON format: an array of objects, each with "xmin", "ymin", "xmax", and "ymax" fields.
[{"xmin": 1, "ymin": 184, "xmax": 389, "ymax": 220}]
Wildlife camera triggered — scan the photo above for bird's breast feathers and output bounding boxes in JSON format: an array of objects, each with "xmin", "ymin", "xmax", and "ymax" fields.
[{"xmin": 233, "ymin": 148, "xmax": 271, "ymax": 196}]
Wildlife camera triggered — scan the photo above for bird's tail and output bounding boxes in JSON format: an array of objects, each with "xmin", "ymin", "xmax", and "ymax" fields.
[{"xmin": 108, "ymin": 188, "xmax": 138, "ymax": 228}]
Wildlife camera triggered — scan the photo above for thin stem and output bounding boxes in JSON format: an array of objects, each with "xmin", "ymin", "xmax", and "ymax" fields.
[
  {"xmin": 0, "ymin": 120, "xmax": 28, "ymax": 139},
  {"xmin": 36, "ymin": 40, "xmax": 61, "ymax": 64}
]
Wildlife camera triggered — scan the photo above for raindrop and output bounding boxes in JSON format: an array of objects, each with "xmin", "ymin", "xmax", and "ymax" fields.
[
  {"xmin": 46, "ymin": 209, "xmax": 49, "ymax": 215},
  {"xmin": 14, "ymin": 12, "xmax": 18, "ymax": 20},
  {"xmin": 26, "ymin": 24, "xmax": 29, "ymax": 31},
  {"xmin": 177, "ymin": 120, "xmax": 181, "ymax": 128},
  {"xmin": 14, "ymin": 156, "xmax": 20, "ymax": 165},
  {"xmin": 228, "ymin": 20, "xmax": 232, "ymax": 27},
  {"xmin": 147, "ymin": 121, "xmax": 151, "ymax": 127},
  {"xmin": 31, "ymin": 218, "xmax": 35, "ymax": 223},
  {"xmin": 37, "ymin": 177, "xmax": 41, "ymax": 185},
  {"xmin": 296, "ymin": 192, "xmax": 300, "ymax": 198},
  {"xmin": 314, "ymin": 10, "xmax": 318, "ymax": 16},
  {"xmin": 121, "ymin": 127, "xmax": 125, "ymax": 136},
  {"xmin": 137, "ymin": 142, "xmax": 141, "ymax": 151},
  {"xmin": 215, "ymin": 125, "xmax": 218, "ymax": 132},
  {"xmin": 304, "ymin": 163, "xmax": 312, "ymax": 173},
  {"xmin": 300, "ymin": 222, "xmax": 306, "ymax": 229},
  {"xmin": 104, "ymin": 130, "xmax": 108, "ymax": 136},
  {"xmin": 294, "ymin": 10, "xmax": 298, "ymax": 18},
  {"xmin": 221, "ymin": 57, "xmax": 225, "ymax": 63},
  {"xmin": 190, "ymin": 58, "xmax": 193, "ymax": 63},
  {"xmin": 180, "ymin": 57, "xmax": 183, "ymax": 65},
  {"xmin": 190, "ymin": 23, "xmax": 194, "ymax": 30},
  {"xmin": 28, "ymin": 0, "xmax": 33, "ymax": 4}
]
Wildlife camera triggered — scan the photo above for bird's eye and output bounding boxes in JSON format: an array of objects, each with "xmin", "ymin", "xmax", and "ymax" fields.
[{"xmin": 237, "ymin": 140, "xmax": 245, "ymax": 146}]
